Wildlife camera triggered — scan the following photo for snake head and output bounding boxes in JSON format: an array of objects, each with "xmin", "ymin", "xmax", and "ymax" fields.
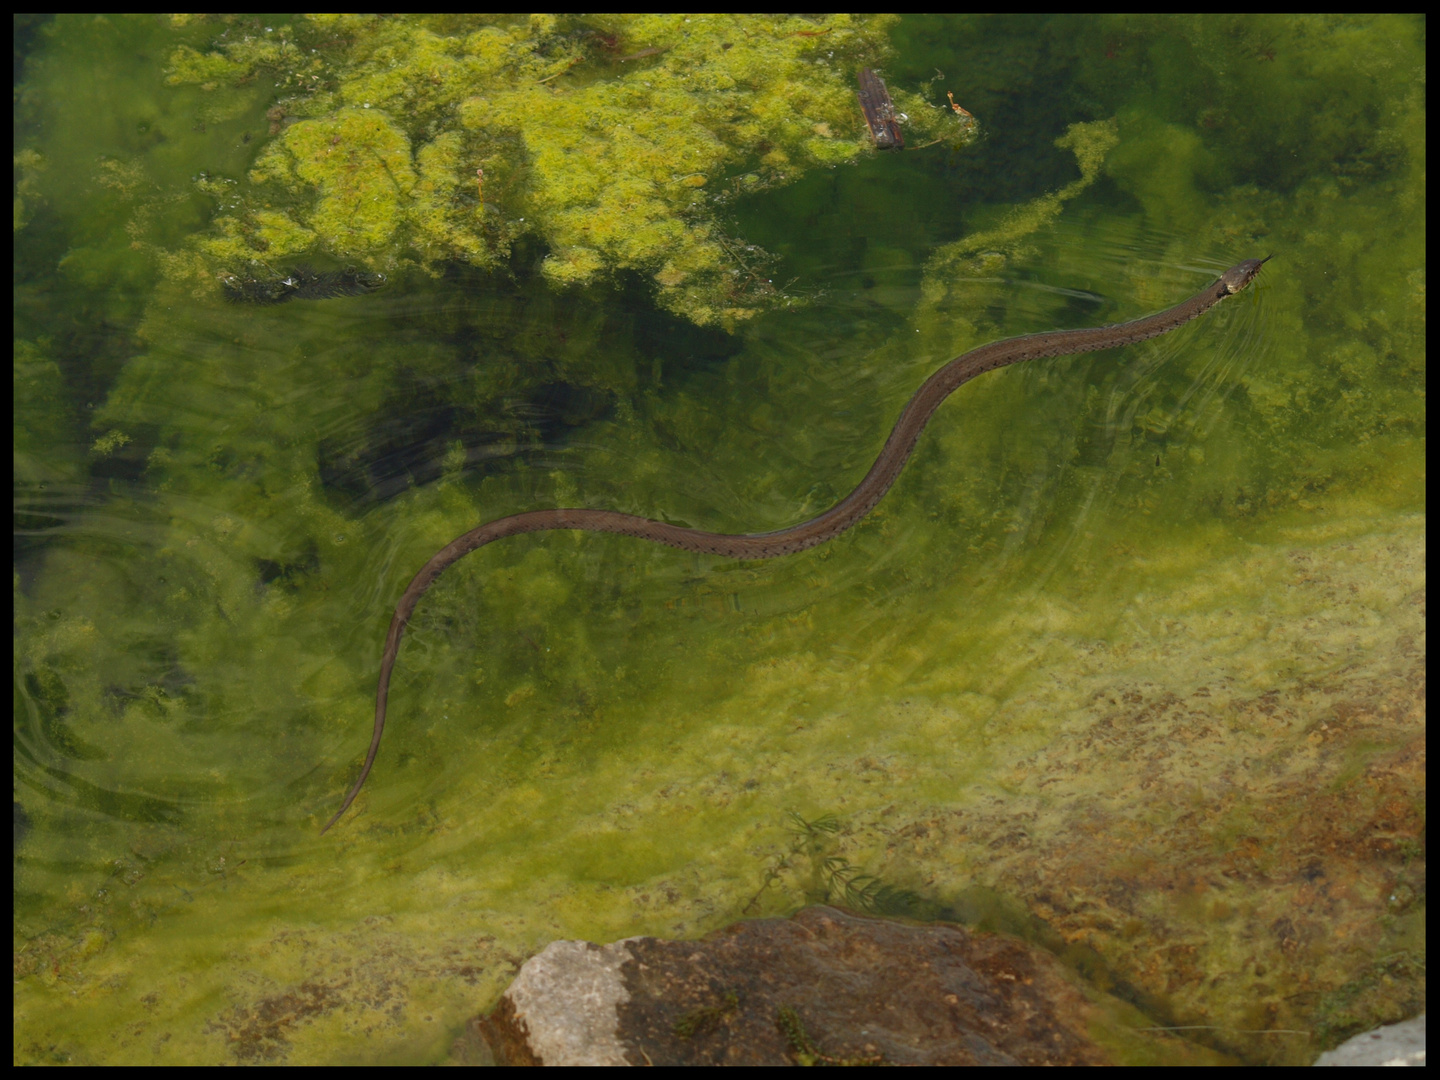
[{"xmin": 1220, "ymin": 255, "xmax": 1272, "ymax": 294}]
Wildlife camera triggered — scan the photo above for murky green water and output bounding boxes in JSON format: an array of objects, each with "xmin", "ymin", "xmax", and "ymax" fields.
[{"xmin": 15, "ymin": 15, "xmax": 1423, "ymax": 1065}]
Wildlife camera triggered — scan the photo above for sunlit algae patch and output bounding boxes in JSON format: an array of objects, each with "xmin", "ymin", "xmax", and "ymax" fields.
[{"xmin": 169, "ymin": 13, "xmax": 969, "ymax": 329}]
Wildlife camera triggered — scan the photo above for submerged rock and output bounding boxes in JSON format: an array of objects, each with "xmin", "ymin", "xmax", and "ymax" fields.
[
  {"xmin": 476, "ymin": 905, "xmax": 1137, "ymax": 1066},
  {"xmin": 1314, "ymin": 1014, "xmax": 1426, "ymax": 1067}
]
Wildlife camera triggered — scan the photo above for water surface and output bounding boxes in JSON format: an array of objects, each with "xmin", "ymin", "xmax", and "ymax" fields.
[{"xmin": 14, "ymin": 14, "xmax": 1424, "ymax": 1065}]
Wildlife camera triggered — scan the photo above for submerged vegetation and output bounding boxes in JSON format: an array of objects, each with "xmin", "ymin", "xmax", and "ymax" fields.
[
  {"xmin": 744, "ymin": 812, "xmax": 924, "ymax": 918},
  {"xmin": 12, "ymin": 13, "xmax": 1425, "ymax": 1067},
  {"xmin": 167, "ymin": 14, "xmax": 973, "ymax": 327}
]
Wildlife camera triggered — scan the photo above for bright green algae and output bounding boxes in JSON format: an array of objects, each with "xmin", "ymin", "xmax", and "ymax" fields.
[
  {"xmin": 166, "ymin": 13, "xmax": 971, "ymax": 328},
  {"xmin": 14, "ymin": 14, "xmax": 1424, "ymax": 1065}
]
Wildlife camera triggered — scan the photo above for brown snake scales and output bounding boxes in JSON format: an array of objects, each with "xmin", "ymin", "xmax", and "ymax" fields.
[{"xmin": 322, "ymin": 256, "xmax": 1269, "ymax": 832}]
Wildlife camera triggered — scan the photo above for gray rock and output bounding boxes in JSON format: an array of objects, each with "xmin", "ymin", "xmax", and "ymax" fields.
[
  {"xmin": 485, "ymin": 939, "xmax": 638, "ymax": 1066},
  {"xmin": 1314, "ymin": 1014, "xmax": 1425, "ymax": 1066}
]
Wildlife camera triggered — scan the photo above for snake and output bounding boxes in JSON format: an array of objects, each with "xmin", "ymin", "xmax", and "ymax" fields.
[{"xmin": 322, "ymin": 256, "xmax": 1270, "ymax": 832}]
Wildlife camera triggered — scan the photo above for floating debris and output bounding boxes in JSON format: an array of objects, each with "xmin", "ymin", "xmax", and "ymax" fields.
[
  {"xmin": 220, "ymin": 265, "xmax": 387, "ymax": 305},
  {"xmin": 856, "ymin": 68, "xmax": 903, "ymax": 150}
]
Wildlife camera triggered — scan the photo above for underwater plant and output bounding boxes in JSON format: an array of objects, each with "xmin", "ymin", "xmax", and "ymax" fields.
[
  {"xmin": 745, "ymin": 812, "xmax": 922, "ymax": 917},
  {"xmin": 168, "ymin": 14, "xmax": 973, "ymax": 328}
]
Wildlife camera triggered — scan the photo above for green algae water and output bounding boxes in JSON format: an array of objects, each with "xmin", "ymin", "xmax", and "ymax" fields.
[{"xmin": 14, "ymin": 15, "xmax": 1423, "ymax": 1065}]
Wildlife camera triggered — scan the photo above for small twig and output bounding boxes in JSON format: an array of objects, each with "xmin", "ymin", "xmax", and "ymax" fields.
[
  {"xmin": 1134, "ymin": 1025, "xmax": 1310, "ymax": 1037},
  {"xmin": 714, "ymin": 234, "xmax": 765, "ymax": 288},
  {"xmin": 616, "ymin": 46, "xmax": 668, "ymax": 62},
  {"xmin": 537, "ymin": 58, "xmax": 583, "ymax": 84}
]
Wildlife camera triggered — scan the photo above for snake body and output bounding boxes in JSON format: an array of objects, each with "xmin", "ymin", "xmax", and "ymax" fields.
[{"xmin": 322, "ymin": 256, "xmax": 1269, "ymax": 832}]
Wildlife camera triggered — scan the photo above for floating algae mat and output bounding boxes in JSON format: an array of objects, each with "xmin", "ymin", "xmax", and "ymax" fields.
[{"xmin": 14, "ymin": 14, "xmax": 1424, "ymax": 1065}]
